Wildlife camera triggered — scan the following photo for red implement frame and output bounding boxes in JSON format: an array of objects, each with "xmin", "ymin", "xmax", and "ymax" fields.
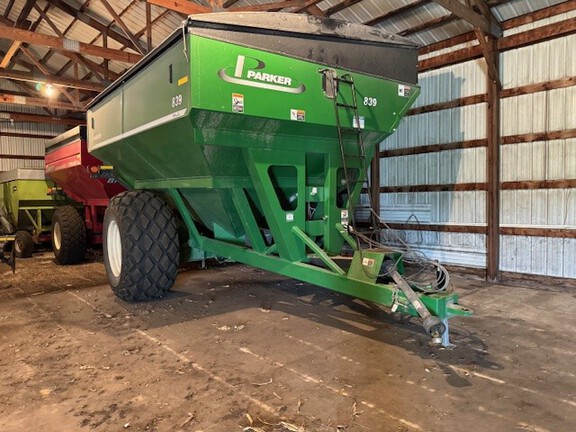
[{"xmin": 45, "ymin": 127, "xmax": 125, "ymax": 245}]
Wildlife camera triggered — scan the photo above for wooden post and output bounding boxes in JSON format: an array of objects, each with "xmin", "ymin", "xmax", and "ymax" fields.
[
  {"xmin": 486, "ymin": 36, "xmax": 500, "ymax": 281},
  {"xmin": 370, "ymin": 151, "xmax": 380, "ymax": 224}
]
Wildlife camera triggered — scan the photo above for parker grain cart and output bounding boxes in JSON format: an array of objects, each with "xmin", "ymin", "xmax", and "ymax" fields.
[
  {"xmin": 0, "ymin": 169, "xmax": 64, "ymax": 258},
  {"xmin": 45, "ymin": 126, "xmax": 126, "ymax": 264},
  {"xmin": 87, "ymin": 13, "xmax": 471, "ymax": 345}
]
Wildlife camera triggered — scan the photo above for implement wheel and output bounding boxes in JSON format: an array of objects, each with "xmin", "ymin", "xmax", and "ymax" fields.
[
  {"xmin": 103, "ymin": 190, "xmax": 179, "ymax": 302},
  {"xmin": 14, "ymin": 230, "xmax": 34, "ymax": 258},
  {"xmin": 52, "ymin": 205, "xmax": 87, "ymax": 265}
]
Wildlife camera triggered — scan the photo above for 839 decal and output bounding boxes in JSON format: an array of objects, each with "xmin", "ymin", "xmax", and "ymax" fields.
[
  {"xmin": 363, "ymin": 97, "xmax": 377, "ymax": 107},
  {"xmin": 171, "ymin": 94, "xmax": 183, "ymax": 108}
]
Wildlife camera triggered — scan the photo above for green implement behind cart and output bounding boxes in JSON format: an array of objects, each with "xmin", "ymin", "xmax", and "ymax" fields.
[
  {"xmin": 0, "ymin": 168, "xmax": 68, "ymax": 258},
  {"xmin": 87, "ymin": 13, "xmax": 471, "ymax": 346}
]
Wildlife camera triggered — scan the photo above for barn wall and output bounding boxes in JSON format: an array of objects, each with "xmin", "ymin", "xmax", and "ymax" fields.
[{"xmin": 377, "ymin": 10, "xmax": 576, "ymax": 278}]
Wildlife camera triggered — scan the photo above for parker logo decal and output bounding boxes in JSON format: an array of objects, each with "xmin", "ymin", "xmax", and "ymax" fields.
[{"xmin": 219, "ymin": 55, "xmax": 306, "ymax": 94}]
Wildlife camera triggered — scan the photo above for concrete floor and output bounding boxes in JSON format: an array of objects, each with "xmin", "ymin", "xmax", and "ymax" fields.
[{"xmin": 0, "ymin": 252, "xmax": 574, "ymax": 432}]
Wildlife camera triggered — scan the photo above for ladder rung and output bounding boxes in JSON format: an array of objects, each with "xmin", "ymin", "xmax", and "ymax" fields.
[
  {"xmin": 336, "ymin": 77, "xmax": 354, "ymax": 84},
  {"xmin": 336, "ymin": 102, "xmax": 357, "ymax": 109}
]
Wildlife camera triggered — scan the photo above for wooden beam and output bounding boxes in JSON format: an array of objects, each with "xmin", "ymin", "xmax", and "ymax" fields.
[
  {"xmin": 0, "ymin": 41, "xmax": 22, "ymax": 68},
  {"xmin": 365, "ymin": 1, "xmax": 429, "ymax": 26},
  {"xmin": 19, "ymin": 46, "xmax": 81, "ymax": 107},
  {"xmin": 421, "ymin": 0, "xmax": 576, "ymax": 55},
  {"xmin": 146, "ymin": 2, "xmax": 152, "ymax": 52},
  {"xmin": 146, "ymin": 0, "xmax": 211, "ymax": 14},
  {"xmin": 32, "ymin": 2, "xmax": 112, "ymax": 84},
  {"xmin": 380, "ymin": 183, "xmax": 487, "ymax": 193},
  {"xmin": 323, "ymin": 0, "xmax": 362, "ymax": 16},
  {"xmin": 500, "ymin": 77, "xmax": 576, "ymax": 98},
  {"xmin": 502, "ymin": 128, "xmax": 576, "ymax": 144},
  {"xmin": 0, "ymin": 0, "xmax": 36, "ymax": 68},
  {"xmin": 0, "ymin": 24, "xmax": 142, "ymax": 63},
  {"xmin": 0, "ymin": 131, "xmax": 56, "ymax": 139},
  {"xmin": 407, "ymin": 94, "xmax": 487, "ymax": 115},
  {"xmin": 1, "ymin": 111, "xmax": 84, "ymax": 126},
  {"xmin": 99, "ymin": 0, "xmax": 145, "ymax": 54},
  {"xmin": 385, "ymin": 223, "xmax": 487, "ymax": 234},
  {"xmin": 400, "ymin": 13, "xmax": 456, "ymax": 37},
  {"xmin": 230, "ymin": 1, "xmax": 313, "ymax": 12},
  {"xmin": 370, "ymin": 153, "xmax": 380, "ymax": 223},
  {"xmin": 501, "ymin": 179, "xmax": 576, "ymax": 190},
  {"xmin": 383, "ymin": 223, "xmax": 576, "ymax": 239},
  {"xmin": 500, "ymin": 227, "xmax": 576, "ymax": 239},
  {"xmin": 291, "ymin": 0, "xmax": 326, "ymax": 15},
  {"xmin": 0, "ymin": 93, "xmax": 85, "ymax": 111},
  {"xmin": 0, "ymin": 68, "xmax": 105, "ymax": 92},
  {"xmin": 0, "ymin": 153, "xmax": 44, "ymax": 160},
  {"xmin": 432, "ymin": 0, "xmax": 501, "ymax": 36},
  {"xmin": 379, "ymin": 138, "xmax": 486, "ymax": 158},
  {"xmin": 45, "ymin": 0, "xmax": 146, "ymax": 51},
  {"xmin": 379, "ymin": 128, "xmax": 576, "ymax": 159},
  {"xmin": 486, "ymin": 36, "xmax": 500, "ymax": 281},
  {"xmin": 419, "ymin": 17, "xmax": 576, "ymax": 72},
  {"xmin": 474, "ymin": 29, "xmax": 500, "ymax": 87}
]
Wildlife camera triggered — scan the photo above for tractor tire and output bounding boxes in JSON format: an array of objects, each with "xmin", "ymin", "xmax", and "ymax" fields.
[
  {"xmin": 103, "ymin": 190, "xmax": 179, "ymax": 302},
  {"xmin": 14, "ymin": 230, "xmax": 34, "ymax": 258},
  {"xmin": 52, "ymin": 205, "xmax": 87, "ymax": 265}
]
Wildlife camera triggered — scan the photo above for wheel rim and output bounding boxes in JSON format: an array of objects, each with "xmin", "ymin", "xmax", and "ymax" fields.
[
  {"xmin": 14, "ymin": 239, "xmax": 22, "ymax": 253},
  {"xmin": 53, "ymin": 222, "xmax": 62, "ymax": 251},
  {"xmin": 107, "ymin": 219, "xmax": 122, "ymax": 278}
]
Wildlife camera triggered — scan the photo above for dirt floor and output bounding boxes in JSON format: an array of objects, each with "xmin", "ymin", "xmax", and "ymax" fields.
[{"xmin": 0, "ymin": 250, "xmax": 575, "ymax": 432}]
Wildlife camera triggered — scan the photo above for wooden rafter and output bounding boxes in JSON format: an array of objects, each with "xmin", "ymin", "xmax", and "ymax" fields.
[
  {"xmin": 432, "ymin": 0, "xmax": 501, "ymax": 36},
  {"xmin": 31, "ymin": 3, "xmax": 110, "ymax": 85},
  {"xmin": 364, "ymin": 0, "xmax": 429, "ymax": 26},
  {"xmin": 146, "ymin": 0, "xmax": 211, "ymax": 15},
  {"xmin": 290, "ymin": 0, "xmax": 325, "ymax": 16},
  {"xmin": 323, "ymin": 0, "xmax": 362, "ymax": 17},
  {"xmin": 0, "ymin": 93, "xmax": 84, "ymax": 111},
  {"xmin": 19, "ymin": 46, "xmax": 81, "ymax": 107},
  {"xmin": 1, "ymin": 111, "xmax": 83, "ymax": 126},
  {"xmin": 0, "ymin": 24, "xmax": 142, "ymax": 63},
  {"xmin": 44, "ymin": 0, "xmax": 144, "ymax": 52},
  {"xmin": 0, "ymin": 0, "xmax": 36, "ymax": 68},
  {"xmin": 99, "ymin": 0, "xmax": 145, "ymax": 54}
]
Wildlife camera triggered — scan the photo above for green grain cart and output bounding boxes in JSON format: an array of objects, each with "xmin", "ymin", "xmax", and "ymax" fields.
[
  {"xmin": 87, "ymin": 13, "xmax": 470, "ymax": 345},
  {"xmin": 0, "ymin": 168, "xmax": 64, "ymax": 258}
]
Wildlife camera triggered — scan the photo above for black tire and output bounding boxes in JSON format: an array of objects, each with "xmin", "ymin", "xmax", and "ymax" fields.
[
  {"xmin": 103, "ymin": 190, "xmax": 179, "ymax": 302},
  {"xmin": 14, "ymin": 230, "xmax": 34, "ymax": 258},
  {"xmin": 52, "ymin": 205, "xmax": 87, "ymax": 265}
]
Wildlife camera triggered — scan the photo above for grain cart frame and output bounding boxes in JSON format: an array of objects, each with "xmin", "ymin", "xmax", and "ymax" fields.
[
  {"xmin": 87, "ymin": 13, "xmax": 471, "ymax": 345},
  {"xmin": 45, "ymin": 126, "xmax": 126, "ymax": 264},
  {"xmin": 0, "ymin": 169, "xmax": 66, "ymax": 258}
]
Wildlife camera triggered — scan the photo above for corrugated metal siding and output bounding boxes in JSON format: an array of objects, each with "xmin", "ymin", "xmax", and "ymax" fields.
[
  {"xmin": 379, "ymin": 55, "xmax": 488, "ymax": 268},
  {"xmin": 379, "ymin": 9, "xmax": 576, "ymax": 275},
  {"xmin": 499, "ymin": 14, "xmax": 576, "ymax": 278},
  {"xmin": 0, "ymin": 77, "xmax": 66, "ymax": 171}
]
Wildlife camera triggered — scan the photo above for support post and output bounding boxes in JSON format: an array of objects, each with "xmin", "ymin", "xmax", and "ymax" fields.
[{"xmin": 486, "ymin": 36, "xmax": 501, "ymax": 281}]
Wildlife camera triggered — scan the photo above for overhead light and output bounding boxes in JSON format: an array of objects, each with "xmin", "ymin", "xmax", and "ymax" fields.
[{"xmin": 45, "ymin": 84, "xmax": 54, "ymax": 97}]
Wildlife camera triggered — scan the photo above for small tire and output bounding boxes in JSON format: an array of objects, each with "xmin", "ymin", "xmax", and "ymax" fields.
[
  {"xmin": 52, "ymin": 205, "xmax": 87, "ymax": 265},
  {"xmin": 103, "ymin": 190, "xmax": 179, "ymax": 302},
  {"xmin": 14, "ymin": 230, "xmax": 34, "ymax": 258}
]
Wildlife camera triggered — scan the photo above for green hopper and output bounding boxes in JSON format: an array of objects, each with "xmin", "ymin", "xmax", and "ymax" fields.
[{"xmin": 87, "ymin": 13, "xmax": 471, "ymax": 345}]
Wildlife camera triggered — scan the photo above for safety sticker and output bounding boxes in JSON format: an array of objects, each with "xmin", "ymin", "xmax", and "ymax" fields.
[
  {"xmin": 362, "ymin": 257, "xmax": 375, "ymax": 268},
  {"xmin": 286, "ymin": 213, "xmax": 294, "ymax": 222},
  {"xmin": 353, "ymin": 115, "xmax": 365, "ymax": 129},
  {"xmin": 290, "ymin": 109, "xmax": 305, "ymax": 121},
  {"xmin": 178, "ymin": 76, "xmax": 189, "ymax": 86},
  {"xmin": 341, "ymin": 209, "xmax": 349, "ymax": 225},
  {"xmin": 398, "ymin": 84, "xmax": 411, "ymax": 97},
  {"xmin": 232, "ymin": 93, "xmax": 244, "ymax": 113}
]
